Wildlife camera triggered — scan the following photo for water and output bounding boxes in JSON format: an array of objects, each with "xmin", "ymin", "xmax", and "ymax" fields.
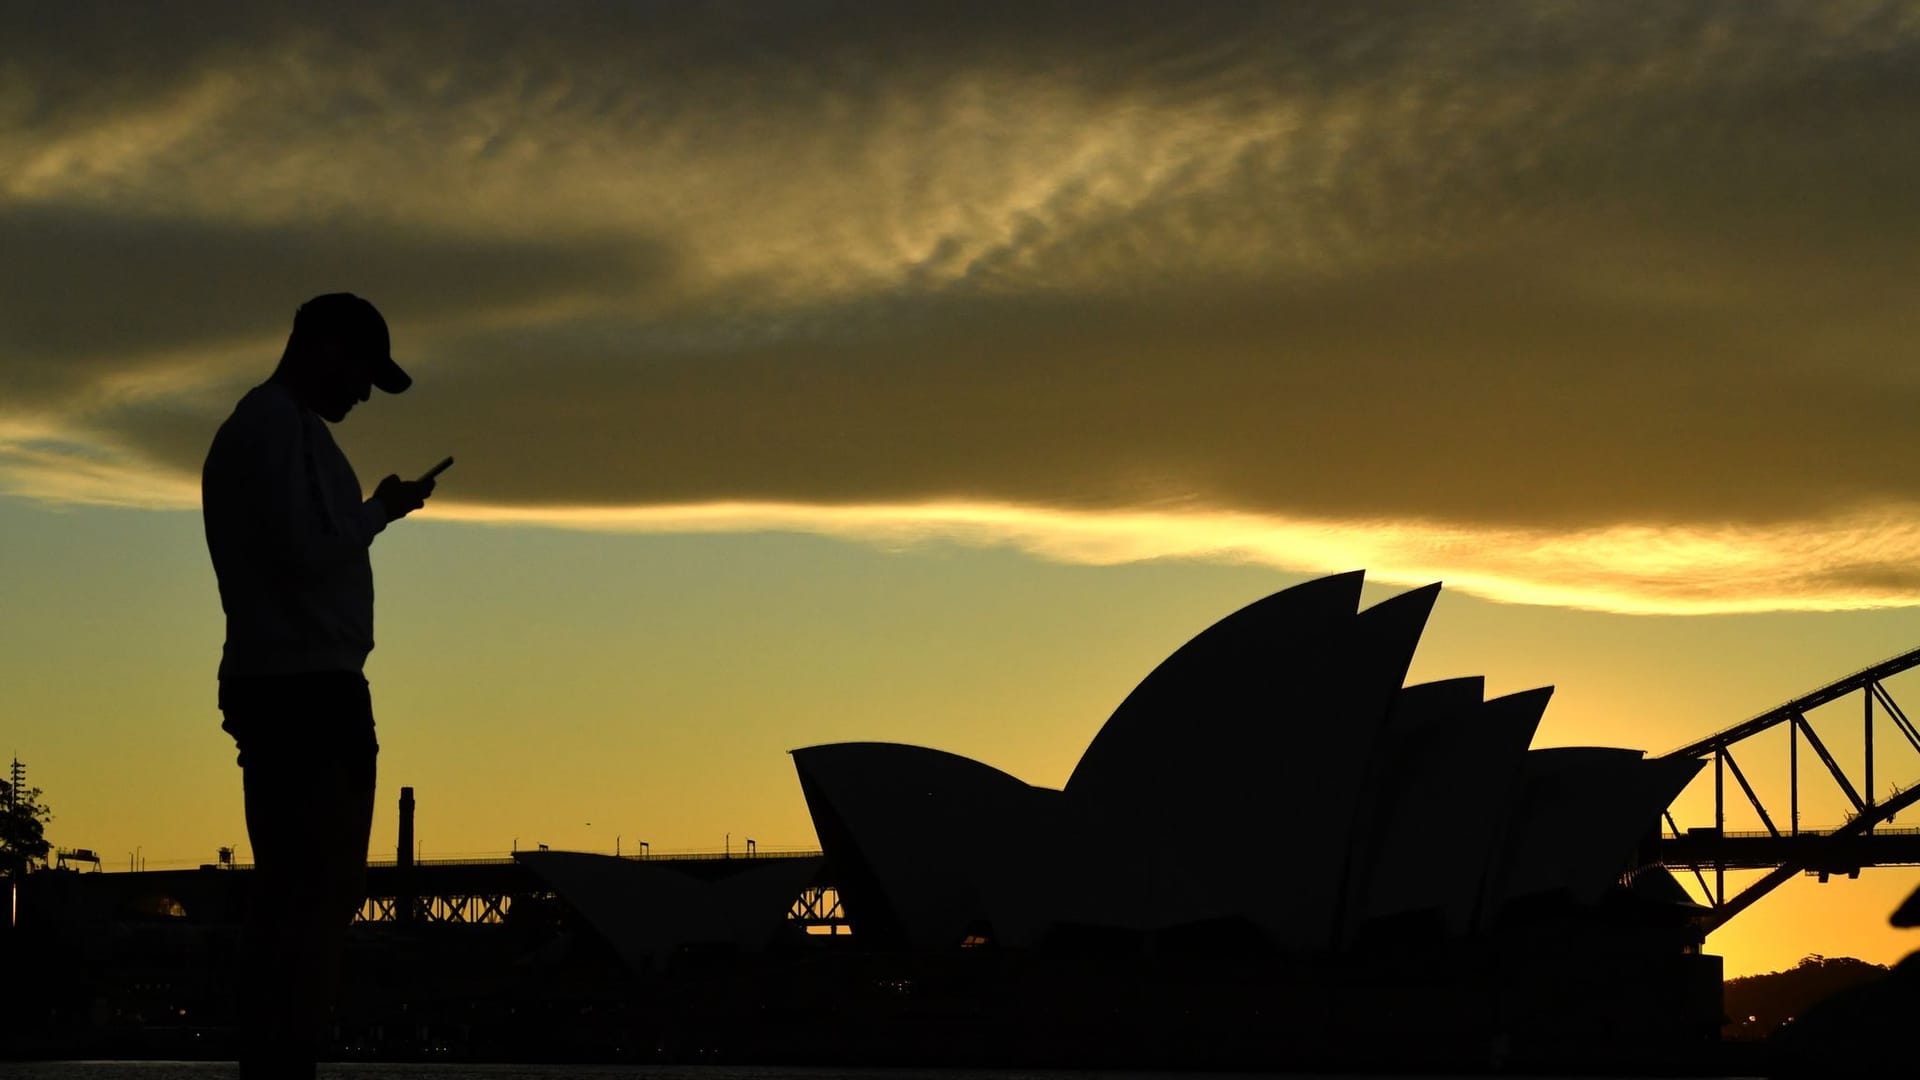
[
  {"xmin": 0, "ymin": 1068, "xmax": 1306, "ymax": 1080},
  {"xmin": 0, "ymin": 1067, "xmax": 1337, "ymax": 1080},
  {"xmin": 0, "ymin": 1067, "xmax": 1721, "ymax": 1080}
]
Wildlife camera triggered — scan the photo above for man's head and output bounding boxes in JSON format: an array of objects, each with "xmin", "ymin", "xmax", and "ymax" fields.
[{"xmin": 274, "ymin": 293, "xmax": 412, "ymax": 422}]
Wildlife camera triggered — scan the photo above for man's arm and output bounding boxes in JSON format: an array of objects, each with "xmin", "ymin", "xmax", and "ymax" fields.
[
  {"xmin": 213, "ymin": 400, "xmax": 427, "ymax": 578},
  {"xmin": 245, "ymin": 413, "xmax": 385, "ymax": 576}
]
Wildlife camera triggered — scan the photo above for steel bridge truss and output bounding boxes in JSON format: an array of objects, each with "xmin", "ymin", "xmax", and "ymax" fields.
[
  {"xmin": 788, "ymin": 885, "xmax": 849, "ymax": 934},
  {"xmin": 358, "ymin": 892, "xmax": 515, "ymax": 925},
  {"xmin": 351, "ymin": 883, "xmax": 849, "ymax": 934},
  {"xmin": 1659, "ymin": 646, "xmax": 1920, "ymax": 931}
]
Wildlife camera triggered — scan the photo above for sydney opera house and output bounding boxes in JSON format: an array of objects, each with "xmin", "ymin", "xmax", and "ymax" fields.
[
  {"xmin": 794, "ymin": 570, "xmax": 1702, "ymax": 950},
  {"xmin": 786, "ymin": 571, "xmax": 1723, "ymax": 1059}
]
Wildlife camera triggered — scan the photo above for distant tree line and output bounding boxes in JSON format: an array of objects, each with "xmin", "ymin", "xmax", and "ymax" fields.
[{"xmin": 1723, "ymin": 954, "xmax": 1891, "ymax": 1039}]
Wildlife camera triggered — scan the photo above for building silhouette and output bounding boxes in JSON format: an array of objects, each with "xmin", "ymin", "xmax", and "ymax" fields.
[{"xmin": 798, "ymin": 572, "xmax": 1704, "ymax": 953}]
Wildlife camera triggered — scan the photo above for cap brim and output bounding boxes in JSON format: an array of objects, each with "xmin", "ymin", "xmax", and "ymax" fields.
[{"xmin": 373, "ymin": 356, "xmax": 412, "ymax": 394}]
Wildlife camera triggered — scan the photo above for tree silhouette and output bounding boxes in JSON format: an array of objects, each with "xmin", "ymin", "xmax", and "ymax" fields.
[
  {"xmin": 0, "ymin": 760, "xmax": 52, "ymax": 874},
  {"xmin": 1723, "ymin": 954, "xmax": 1891, "ymax": 1039}
]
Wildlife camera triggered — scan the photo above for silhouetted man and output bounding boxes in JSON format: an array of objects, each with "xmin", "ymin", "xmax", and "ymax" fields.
[{"xmin": 202, "ymin": 293, "xmax": 435, "ymax": 1079}]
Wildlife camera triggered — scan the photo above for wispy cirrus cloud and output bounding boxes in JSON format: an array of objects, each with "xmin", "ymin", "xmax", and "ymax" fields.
[{"xmin": 9, "ymin": 1, "xmax": 1920, "ymax": 613}]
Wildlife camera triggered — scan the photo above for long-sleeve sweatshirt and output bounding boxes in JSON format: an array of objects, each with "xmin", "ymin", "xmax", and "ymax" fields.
[{"xmin": 202, "ymin": 380, "xmax": 390, "ymax": 680}]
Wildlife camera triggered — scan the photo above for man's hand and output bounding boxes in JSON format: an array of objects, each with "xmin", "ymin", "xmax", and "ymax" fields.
[{"xmin": 374, "ymin": 474, "xmax": 435, "ymax": 522}]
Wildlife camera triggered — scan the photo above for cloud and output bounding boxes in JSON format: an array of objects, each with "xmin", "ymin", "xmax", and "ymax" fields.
[
  {"xmin": 10, "ymin": 1, "xmax": 1920, "ymax": 613},
  {"xmin": 0, "ymin": 204, "xmax": 672, "ymax": 406}
]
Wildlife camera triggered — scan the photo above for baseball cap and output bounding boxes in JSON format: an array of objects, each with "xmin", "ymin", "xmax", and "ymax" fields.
[{"xmin": 292, "ymin": 293, "xmax": 412, "ymax": 393}]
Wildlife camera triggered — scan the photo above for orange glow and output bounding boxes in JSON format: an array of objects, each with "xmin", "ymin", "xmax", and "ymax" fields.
[
  {"xmin": 427, "ymin": 496, "xmax": 1920, "ymax": 616},
  {"xmin": 10, "ymin": 434, "xmax": 1920, "ymax": 617}
]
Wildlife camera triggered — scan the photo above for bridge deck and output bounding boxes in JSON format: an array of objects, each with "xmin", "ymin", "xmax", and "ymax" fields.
[{"xmin": 1659, "ymin": 828, "xmax": 1920, "ymax": 872}]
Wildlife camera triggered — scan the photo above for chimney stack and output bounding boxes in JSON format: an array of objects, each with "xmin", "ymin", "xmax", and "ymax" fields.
[
  {"xmin": 398, "ymin": 786, "xmax": 416, "ymax": 868},
  {"xmin": 397, "ymin": 786, "xmax": 416, "ymax": 924}
]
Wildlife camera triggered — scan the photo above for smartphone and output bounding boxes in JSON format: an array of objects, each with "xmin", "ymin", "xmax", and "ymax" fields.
[{"xmin": 418, "ymin": 456, "xmax": 454, "ymax": 483}]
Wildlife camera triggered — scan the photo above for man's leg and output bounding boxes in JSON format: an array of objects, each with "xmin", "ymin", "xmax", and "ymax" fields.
[
  {"xmin": 239, "ymin": 761, "xmax": 327, "ymax": 1079},
  {"xmin": 227, "ymin": 674, "xmax": 377, "ymax": 1080},
  {"xmin": 318, "ymin": 761, "xmax": 377, "ymax": 1034}
]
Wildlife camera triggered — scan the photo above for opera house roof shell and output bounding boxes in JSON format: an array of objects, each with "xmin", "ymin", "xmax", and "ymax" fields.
[{"xmin": 793, "ymin": 571, "xmax": 1701, "ymax": 954}]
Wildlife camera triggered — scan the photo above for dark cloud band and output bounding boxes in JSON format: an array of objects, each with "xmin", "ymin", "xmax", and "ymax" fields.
[{"xmin": 9, "ymin": 0, "xmax": 1920, "ymax": 594}]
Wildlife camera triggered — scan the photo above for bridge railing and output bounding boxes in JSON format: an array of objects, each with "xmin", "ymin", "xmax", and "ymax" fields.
[
  {"xmin": 122, "ymin": 847, "xmax": 828, "ymax": 873},
  {"xmin": 1661, "ymin": 825, "xmax": 1920, "ymax": 840}
]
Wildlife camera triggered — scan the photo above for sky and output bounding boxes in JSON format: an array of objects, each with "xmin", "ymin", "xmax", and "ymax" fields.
[{"xmin": 6, "ymin": 0, "xmax": 1920, "ymax": 977}]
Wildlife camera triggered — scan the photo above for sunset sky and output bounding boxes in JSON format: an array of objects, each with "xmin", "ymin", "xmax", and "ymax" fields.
[{"xmin": 8, "ymin": 1, "xmax": 1920, "ymax": 977}]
